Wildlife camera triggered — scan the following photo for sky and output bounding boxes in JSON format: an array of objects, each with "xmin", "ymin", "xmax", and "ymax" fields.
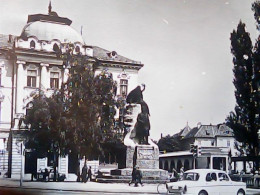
[{"xmin": 0, "ymin": 0, "xmax": 258, "ymax": 140}]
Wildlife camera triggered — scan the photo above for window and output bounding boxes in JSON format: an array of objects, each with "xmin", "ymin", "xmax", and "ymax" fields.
[
  {"xmin": 27, "ymin": 70, "xmax": 37, "ymax": 87},
  {"xmin": 183, "ymin": 172, "xmax": 200, "ymax": 181},
  {"xmin": 30, "ymin": 40, "xmax": 35, "ymax": 49},
  {"xmin": 120, "ymin": 79, "xmax": 128, "ymax": 96},
  {"xmin": 53, "ymin": 43, "xmax": 59, "ymax": 52},
  {"xmin": 227, "ymin": 140, "xmax": 230, "ymax": 147},
  {"xmin": 218, "ymin": 173, "xmax": 229, "ymax": 181},
  {"xmin": 206, "ymin": 172, "xmax": 217, "ymax": 181},
  {"xmin": 211, "ymin": 173, "xmax": 217, "ymax": 181},
  {"xmin": 75, "ymin": 46, "xmax": 80, "ymax": 53},
  {"xmin": 50, "ymin": 72, "xmax": 59, "ymax": 89}
]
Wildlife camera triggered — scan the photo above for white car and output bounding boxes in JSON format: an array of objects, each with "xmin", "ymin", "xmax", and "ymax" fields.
[{"xmin": 166, "ymin": 169, "xmax": 246, "ymax": 195}]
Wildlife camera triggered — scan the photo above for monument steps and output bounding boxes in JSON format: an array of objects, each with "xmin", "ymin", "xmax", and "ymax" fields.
[{"xmin": 96, "ymin": 177, "xmax": 168, "ymax": 184}]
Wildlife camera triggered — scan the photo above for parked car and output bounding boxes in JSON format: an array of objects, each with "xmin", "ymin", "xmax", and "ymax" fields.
[
  {"xmin": 166, "ymin": 169, "xmax": 246, "ymax": 195},
  {"xmin": 37, "ymin": 168, "xmax": 51, "ymax": 181},
  {"xmin": 37, "ymin": 167, "xmax": 66, "ymax": 182},
  {"xmin": 48, "ymin": 169, "xmax": 66, "ymax": 182}
]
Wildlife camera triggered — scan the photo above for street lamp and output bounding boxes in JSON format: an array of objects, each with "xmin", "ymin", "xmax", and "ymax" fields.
[{"xmin": 20, "ymin": 142, "xmax": 24, "ymax": 187}]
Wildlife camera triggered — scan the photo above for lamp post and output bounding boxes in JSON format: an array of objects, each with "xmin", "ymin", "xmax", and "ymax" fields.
[
  {"xmin": 3, "ymin": 138, "xmax": 6, "ymax": 170},
  {"xmin": 20, "ymin": 142, "xmax": 24, "ymax": 187}
]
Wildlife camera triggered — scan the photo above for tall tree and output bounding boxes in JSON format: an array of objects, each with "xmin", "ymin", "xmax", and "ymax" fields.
[
  {"xmin": 226, "ymin": 2, "xmax": 260, "ymax": 167},
  {"xmin": 22, "ymin": 91, "xmax": 67, "ymax": 180},
  {"xmin": 62, "ymin": 62, "xmax": 117, "ymax": 160},
  {"xmin": 157, "ymin": 135, "xmax": 182, "ymax": 152}
]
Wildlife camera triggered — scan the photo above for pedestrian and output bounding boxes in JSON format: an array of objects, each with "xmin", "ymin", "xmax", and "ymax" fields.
[
  {"xmin": 169, "ymin": 168, "xmax": 178, "ymax": 182},
  {"xmin": 129, "ymin": 166, "xmax": 137, "ymax": 186},
  {"xmin": 180, "ymin": 166, "xmax": 184, "ymax": 179},
  {"xmin": 135, "ymin": 166, "xmax": 143, "ymax": 187},
  {"xmin": 76, "ymin": 165, "xmax": 81, "ymax": 182},
  {"xmin": 87, "ymin": 166, "xmax": 92, "ymax": 181},
  {"xmin": 44, "ymin": 168, "xmax": 49, "ymax": 181},
  {"xmin": 81, "ymin": 163, "xmax": 88, "ymax": 183}
]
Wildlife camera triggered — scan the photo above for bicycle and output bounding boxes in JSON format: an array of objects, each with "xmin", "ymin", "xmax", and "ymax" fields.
[{"xmin": 157, "ymin": 181, "xmax": 168, "ymax": 194}]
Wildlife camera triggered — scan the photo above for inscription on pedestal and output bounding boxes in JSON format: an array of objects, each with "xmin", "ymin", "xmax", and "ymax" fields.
[
  {"xmin": 126, "ymin": 145, "xmax": 160, "ymax": 169},
  {"xmin": 138, "ymin": 149, "xmax": 154, "ymax": 160}
]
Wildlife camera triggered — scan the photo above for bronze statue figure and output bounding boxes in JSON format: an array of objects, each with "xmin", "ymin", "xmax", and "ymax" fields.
[{"xmin": 127, "ymin": 84, "xmax": 150, "ymax": 145}]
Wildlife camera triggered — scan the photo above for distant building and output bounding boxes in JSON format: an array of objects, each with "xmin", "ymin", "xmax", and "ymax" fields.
[
  {"xmin": 0, "ymin": 5, "xmax": 143, "ymax": 177},
  {"xmin": 159, "ymin": 123, "xmax": 239, "ymax": 173}
]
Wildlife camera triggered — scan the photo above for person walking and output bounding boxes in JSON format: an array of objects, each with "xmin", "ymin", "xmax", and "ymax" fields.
[
  {"xmin": 81, "ymin": 163, "xmax": 88, "ymax": 183},
  {"xmin": 129, "ymin": 166, "xmax": 137, "ymax": 186},
  {"xmin": 76, "ymin": 165, "xmax": 81, "ymax": 182},
  {"xmin": 180, "ymin": 166, "xmax": 184, "ymax": 179},
  {"xmin": 87, "ymin": 166, "xmax": 92, "ymax": 181},
  {"xmin": 135, "ymin": 166, "xmax": 143, "ymax": 187}
]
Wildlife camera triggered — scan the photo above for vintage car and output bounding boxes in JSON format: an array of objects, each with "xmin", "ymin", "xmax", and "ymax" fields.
[
  {"xmin": 37, "ymin": 167, "xmax": 66, "ymax": 182},
  {"xmin": 48, "ymin": 169, "xmax": 66, "ymax": 182},
  {"xmin": 166, "ymin": 169, "xmax": 246, "ymax": 195}
]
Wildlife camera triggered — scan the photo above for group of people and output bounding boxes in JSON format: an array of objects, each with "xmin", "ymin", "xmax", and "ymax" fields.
[
  {"xmin": 129, "ymin": 166, "xmax": 143, "ymax": 187},
  {"xmin": 77, "ymin": 163, "xmax": 92, "ymax": 183}
]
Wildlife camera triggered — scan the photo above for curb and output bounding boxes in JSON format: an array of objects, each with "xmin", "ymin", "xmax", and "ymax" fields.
[{"xmin": 0, "ymin": 185, "xmax": 158, "ymax": 194}]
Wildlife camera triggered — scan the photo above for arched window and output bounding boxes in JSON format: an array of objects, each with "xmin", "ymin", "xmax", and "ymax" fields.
[
  {"xmin": 30, "ymin": 40, "xmax": 35, "ymax": 49},
  {"xmin": 177, "ymin": 160, "xmax": 182, "ymax": 172},
  {"xmin": 184, "ymin": 159, "xmax": 190, "ymax": 171},
  {"xmin": 53, "ymin": 43, "xmax": 59, "ymax": 52},
  {"xmin": 75, "ymin": 46, "xmax": 80, "ymax": 53},
  {"xmin": 164, "ymin": 161, "xmax": 169, "ymax": 171},
  {"xmin": 159, "ymin": 161, "xmax": 162, "ymax": 169},
  {"xmin": 170, "ymin": 160, "xmax": 175, "ymax": 172}
]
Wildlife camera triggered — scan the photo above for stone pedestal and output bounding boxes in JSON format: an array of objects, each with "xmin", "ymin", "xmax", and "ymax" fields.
[
  {"xmin": 109, "ymin": 103, "xmax": 168, "ymax": 182},
  {"xmin": 126, "ymin": 145, "xmax": 159, "ymax": 169}
]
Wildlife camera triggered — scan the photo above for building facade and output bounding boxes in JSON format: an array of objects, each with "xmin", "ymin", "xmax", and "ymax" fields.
[
  {"xmin": 0, "ymin": 6, "xmax": 143, "ymax": 177},
  {"xmin": 159, "ymin": 123, "xmax": 239, "ymax": 173}
]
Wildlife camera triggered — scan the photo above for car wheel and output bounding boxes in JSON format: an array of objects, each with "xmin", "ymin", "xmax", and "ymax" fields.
[
  {"xmin": 237, "ymin": 189, "xmax": 245, "ymax": 195},
  {"xmin": 198, "ymin": 190, "xmax": 208, "ymax": 195}
]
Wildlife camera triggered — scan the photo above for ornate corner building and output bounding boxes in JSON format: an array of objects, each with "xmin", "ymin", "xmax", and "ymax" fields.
[{"xmin": 0, "ymin": 6, "xmax": 143, "ymax": 177}]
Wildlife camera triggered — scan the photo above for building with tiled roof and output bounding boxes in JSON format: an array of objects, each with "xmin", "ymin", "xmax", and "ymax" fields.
[
  {"xmin": 159, "ymin": 123, "xmax": 240, "ymax": 174},
  {"xmin": 0, "ymin": 4, "xmax": 143, "ymax": 177},
  {"xmin": 179, "ymin": 123, "xmax": 191, "ymax": 137}
]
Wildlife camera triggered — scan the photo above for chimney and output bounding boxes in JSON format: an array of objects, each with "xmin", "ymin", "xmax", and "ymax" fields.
[
  {"xmin": 8, "ymin": 35, "xmax": 12, "ymax": 43},
  {"xmin": 197, "ymin": 122, "xmax": 202, "ymax": 129}
]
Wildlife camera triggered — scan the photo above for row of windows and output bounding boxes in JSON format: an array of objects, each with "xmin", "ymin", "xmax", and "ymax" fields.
[
  {"xmin": 26, "ymin": 70, "xmax": 129, "ymax": 95},
  {"xmin": 197, "ymin": 140, "xmax": 231, "ymax": 147},
  {"xmin": 27, "ymin": 70, "xmax": 59, "ymax": 89},
  {"xmin": 30, "ymin": 41, "xmax": 81, "ymax": 54}
]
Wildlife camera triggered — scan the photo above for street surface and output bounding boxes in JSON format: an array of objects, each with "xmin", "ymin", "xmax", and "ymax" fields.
[
  {"xmin": 0, "ymin": 177, "xmax": 259, "ymax": 194},
  {"xmin": 0, "ymin": 187, "xmax": 260, "ymax": 195}
]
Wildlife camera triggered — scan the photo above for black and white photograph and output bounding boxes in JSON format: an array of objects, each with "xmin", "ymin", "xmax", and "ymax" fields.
[{"xmin": 0, "ymin": 0, "xmax": 259, "ymax": 194}]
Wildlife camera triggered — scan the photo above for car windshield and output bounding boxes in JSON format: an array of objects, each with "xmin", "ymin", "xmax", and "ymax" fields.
[{"xmin": 182, "ymin": 172, "xmax": 200, "ymax": 181}]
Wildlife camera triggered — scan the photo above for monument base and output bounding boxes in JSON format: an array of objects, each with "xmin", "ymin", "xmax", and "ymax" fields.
[
  {"xmin": 102, "ymin": 102, "xmax": 168, "ymax": 183},
  {"xmin": 108, "ymin": 144, "xmax": 168, "ymax": 183},
  {"xmin": 111, "ymin": 168, "xmax": 168, "ymax": 179}
]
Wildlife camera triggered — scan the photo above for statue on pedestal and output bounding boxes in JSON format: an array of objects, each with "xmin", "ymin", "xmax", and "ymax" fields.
[
  {"xmin": 126, "ymin": 84, "xmax": 150, "ymax": 145},
  {"xmin": 115, "ymin": 84, "xmax": 168, "ymax": 180}
]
